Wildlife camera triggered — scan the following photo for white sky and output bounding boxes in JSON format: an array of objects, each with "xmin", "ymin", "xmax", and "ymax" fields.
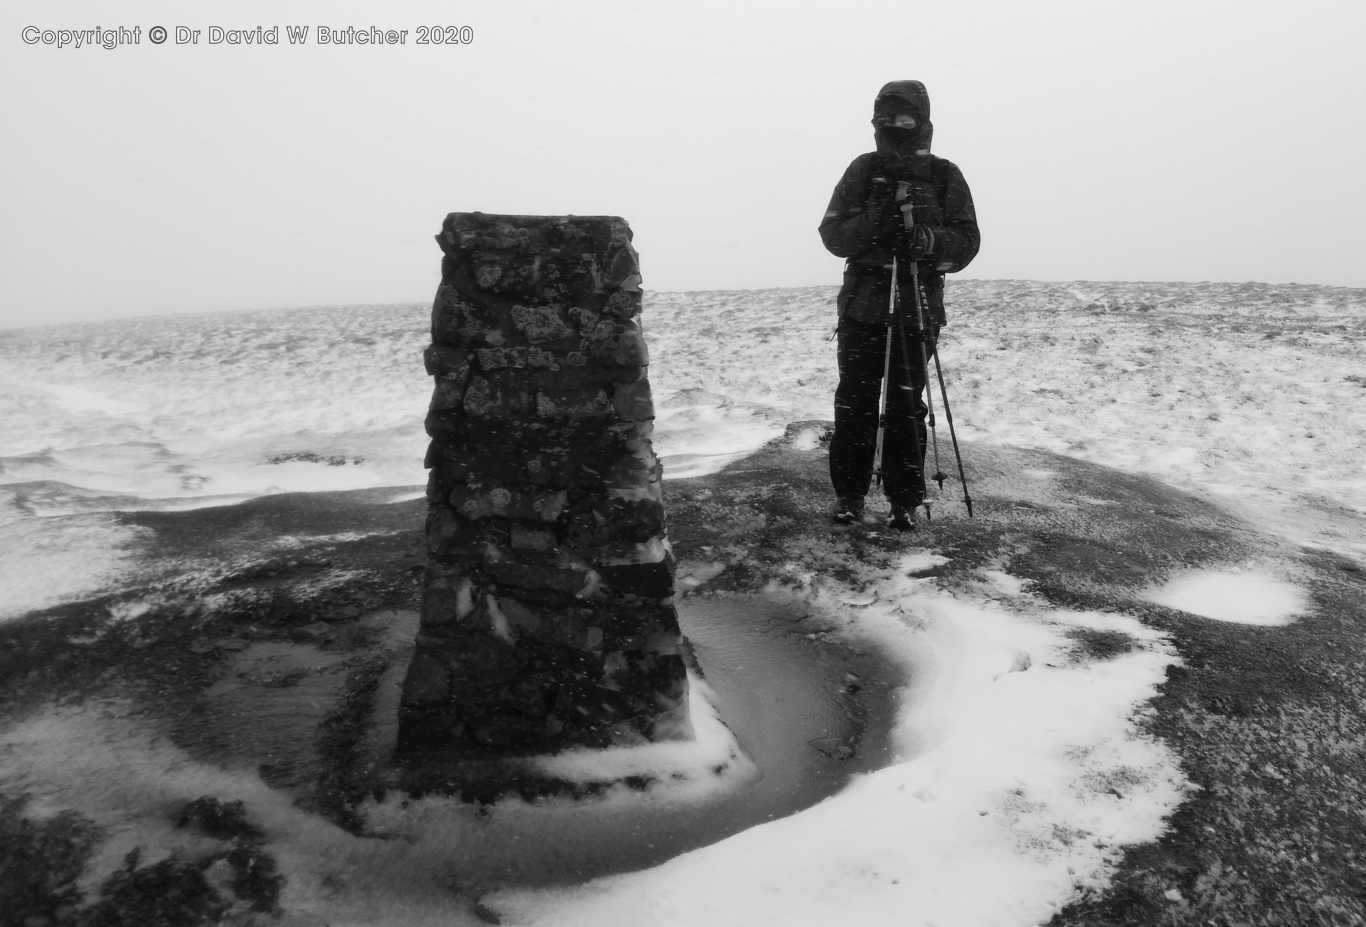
[{"xmin": 2, "ymin": 0, "xmax": 1364, "ymax": 329}]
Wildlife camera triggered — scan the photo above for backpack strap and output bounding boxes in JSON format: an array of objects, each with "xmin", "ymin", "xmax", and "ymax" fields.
[{"xmin": 930, "ymin": 156, "xmax": 950, "ymax": 213}]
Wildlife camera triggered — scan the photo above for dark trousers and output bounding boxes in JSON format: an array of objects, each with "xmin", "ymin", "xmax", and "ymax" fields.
[{"xmin": 829, "ymin": 314, "xmax": 934, "ymax": 506}]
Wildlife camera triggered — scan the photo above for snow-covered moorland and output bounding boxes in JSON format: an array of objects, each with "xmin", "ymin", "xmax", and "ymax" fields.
[
  {"xmin": 644, "ymin": 281, "xmax": 1366, "ymax": 558},
  {"xmin": 0, "ymin": 280, "xmax": 1363, "ymax": 925}
]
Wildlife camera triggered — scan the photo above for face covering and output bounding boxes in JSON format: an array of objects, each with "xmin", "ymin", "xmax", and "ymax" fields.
[{"xmin": 877, "ymin": 122, "xmax": 924, "ymax": 149}]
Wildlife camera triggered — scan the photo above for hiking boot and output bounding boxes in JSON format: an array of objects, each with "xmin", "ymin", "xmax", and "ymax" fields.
[
  {"xmin": 888, "ymin": 503, "xmax": 916, "ymax": 531},
  {"xmin": 832, "ymin": 496, "xmax": 865, "ymax": 524}
]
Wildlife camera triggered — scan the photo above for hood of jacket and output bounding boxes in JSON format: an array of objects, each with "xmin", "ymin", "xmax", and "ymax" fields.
[{"xmin": 872, "ymin": 80, "xmax": 933, "ymax": 157}]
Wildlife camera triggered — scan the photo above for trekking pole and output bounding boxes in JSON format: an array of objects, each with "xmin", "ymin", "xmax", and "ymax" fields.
[
  {"xmin": 930, "ymin": 341, "xmax": 974, "ymax": 516},
  {"xmin": 899, "ymin": 183, "xmax": 973, "ymax": 517}
]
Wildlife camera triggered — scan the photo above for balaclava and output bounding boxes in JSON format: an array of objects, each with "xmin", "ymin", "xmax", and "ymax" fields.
[{"xmin": 872, "ymin": 80, "xmax": 933, "ymax": 156}]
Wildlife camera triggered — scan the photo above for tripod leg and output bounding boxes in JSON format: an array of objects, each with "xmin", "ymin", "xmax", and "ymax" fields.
[
  {"xmin": 905, "ymin": 266, "xmax": 944, "ymax": 490},
  {"xmin": 893, "ymin": 312, "xmax": 928, "ymax": 500}
]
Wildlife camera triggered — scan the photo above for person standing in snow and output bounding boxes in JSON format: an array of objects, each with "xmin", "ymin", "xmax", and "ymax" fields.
[{"xmin": 819, "ymin": 80, "xmax": 980, "ymax": 530}]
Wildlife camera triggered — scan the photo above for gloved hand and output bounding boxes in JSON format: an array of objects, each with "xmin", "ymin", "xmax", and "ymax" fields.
[
  {"xmin": 905, "ymin": 224, "xmax": 941, "ymax": 262},
  {"xmin": 871, "ymin": 195, "xmax": 903, "ymax": 245}
]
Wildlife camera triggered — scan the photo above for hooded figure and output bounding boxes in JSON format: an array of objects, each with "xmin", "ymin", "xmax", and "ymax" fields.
[
  {"xmin": 872, "ymin": 79, "xmax": 934, "ymax": 157},
  {"xmin": 820, "ymin": 80, "xmax": 977, "ymax": 324},
  {"xmin": 818, "ymin": 81, "xmax": 980, "ymax": 528}
]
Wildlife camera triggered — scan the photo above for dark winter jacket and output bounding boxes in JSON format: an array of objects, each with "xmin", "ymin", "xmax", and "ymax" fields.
[{"xmin": 818, "ymin": 81, "xmax": 980, "ymax": 326}]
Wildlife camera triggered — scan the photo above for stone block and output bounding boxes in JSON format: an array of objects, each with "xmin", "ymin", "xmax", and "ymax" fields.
[
  {"xmin": 421, "ymin": 584, "xmax": 465, "ymax": 627},
  {"xmin": 424, "ymin": 344, "xmax": 475, "ymax": 381},
  {"xmin": 427, "ymin": 630, "xmax": 520, "ymax": 686},
  {"xmin": 599, "ymin": 601, "xmax": 681, "ymax": 652},
  {"xmin": 401, "ymin": 653, "xmax": 451, "ymax": 707},
  {"xmin": 596, "ymin": 560, "xmax": 675, "ymax": 598},
  {"xmin": 490, "ymin": 673, "xmax": 556, "ymax": 719},
  {"xmin": 429, "ymin": 378, "xmax": 466, "ymax": 412},
  {"xmin": 424, "ymin": 409, "xmax": 468, "ymax": 441},
  {"xmin": 449, "ymin": 485, "xmax": 568, "ymax": 522},
  {"xmin": 501, "ymin": 599, "xmax": 603, "ymax": 652},
  {"xmin": 463, "ymin": 374, "xmax": 534, "ymax": 419},
  {"xmin": 432, "ymin": 287, "xmax": 518, "ymax": 346},
  {"xmin": 561, "ymin": 496, "xmax": 666, "ymax": 547},
  {"xmin": 535, "ymin": 385, "xmax": 615, "ymax": 420},
  {"xmin": 511, "ymin": 304, "xmax": 579, "ymax": 346},
  {"xmin": 612, "ymin": 379, "xmax": 655, "ymax": 422},
  {"xmin": 425, "ymin": 504, "xmax": 507, "ymax": 557},
  {"xmin": 484, "ymin": 554, "xmax": 593, "ymax": 597},
  {"xmin": 510, "ymin": 521, "xmax": 558, "ymax": 551},
  {"xmin": 517, "ymin": 636, "xmax": 604, "ymax": 678},
  {"xmin": 396, "ymin": 709, "xmax": 464, "ymax": 750},
  {"xmin": 469, "ymin": 710, "xmax": 554, "ymax": 748},
  {"xmin": 603, "ymin": 289, "xmax": 642, "ymax": 320},
  {"xmin": 606, "ymin": 450, "xmax": 663, "ymax": 491},
  {"xmin": 582, "ymin": 318, "xmax": 650, "ymax": 368},
  {"xmin": 602, "ymin": 652, "xmax": 688, "ymax": 705},
  {"xmin": 545, "ymin": 362, "xmax": 644, "ymax": 390},
  {"xmin": 601, "ymin": 240, "xmax": 640, "ymax": 290},
  {"xmin": 554, "ymin": 681, "xmax": 645, "ymax": 726},
  {"xmin": 496, "ymin": 596, "xmax": 545, "ymax": 635},
  {"xmin": 477, "ymin": 345, "xmax": 559, "ymax": 371}
]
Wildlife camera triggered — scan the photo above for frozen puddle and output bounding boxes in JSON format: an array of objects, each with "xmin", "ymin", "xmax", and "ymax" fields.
[
  {"xmin": 355, "ymin": 595, "xmax": 901, "ymax": 886},
  {"xmin": 1142, "ymin": 569, "xmax": 1307, "ymax": 626}
]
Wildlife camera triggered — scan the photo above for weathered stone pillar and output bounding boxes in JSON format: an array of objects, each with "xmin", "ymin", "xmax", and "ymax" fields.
[{"xmin": 399, "ymin": 213, "xmax": 690, "ymax": 755}]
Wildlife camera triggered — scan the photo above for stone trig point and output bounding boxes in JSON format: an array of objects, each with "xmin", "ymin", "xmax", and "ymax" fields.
[{"xmin": 399, "ymin": 213, "xmax": 690, "ymax": 755}]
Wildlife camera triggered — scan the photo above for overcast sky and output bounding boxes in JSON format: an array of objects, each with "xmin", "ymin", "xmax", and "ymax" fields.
[{"xmin": 2, "ymin": 0, "xmax": 1363, "ymax": 329}]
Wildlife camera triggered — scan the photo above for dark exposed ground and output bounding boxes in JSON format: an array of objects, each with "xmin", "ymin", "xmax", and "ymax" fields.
[{"xmin": 2, "ymin": 425, "xmax": 1365, "ymax": 925}]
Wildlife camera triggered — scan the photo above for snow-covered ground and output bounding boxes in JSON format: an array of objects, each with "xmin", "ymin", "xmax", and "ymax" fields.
[
  {"xmin": 3, "ymin": 282, "xmax": 1362, "ymax": 543},
  {"xmin": 0, "ymin": 280, "xmax": 1360, "ymax": 925},
  {"xmin": 643, "ymin": 281, "xmax": 1366, "ymax": 558}
]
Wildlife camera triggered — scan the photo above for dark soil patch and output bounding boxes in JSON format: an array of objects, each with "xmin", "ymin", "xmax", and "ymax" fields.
[{"xmin": 1066, "ymin": 627, "xmax": 1138, "ymax": 660}]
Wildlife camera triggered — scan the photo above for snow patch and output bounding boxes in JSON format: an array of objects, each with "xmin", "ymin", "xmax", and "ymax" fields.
[
  {"xmin": 1142, "ymin": 569, "xmax": 1307, "ymax": 626},
  {"xmin": 385, "ymin": 489, "xmax": 427, "ymax": 503},
  {"xmin": 0, "ymin": 515, "xmax": 147, "ymax": 621},
  {"xmin": 789, "ymin": 426, "xmax": 824, "ymax": 451},
  {"xmin": 903, "ymin": 551, "xmax": 951, "ymax": 574},
  {"xmin": 980, "ymin": 569, "xmax": 1029, "ymax": 596}
]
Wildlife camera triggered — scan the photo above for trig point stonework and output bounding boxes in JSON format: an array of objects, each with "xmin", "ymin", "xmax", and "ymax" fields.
[{"xmin": 399, "ymin": 213, "xmax": 690, "ymax": 755}]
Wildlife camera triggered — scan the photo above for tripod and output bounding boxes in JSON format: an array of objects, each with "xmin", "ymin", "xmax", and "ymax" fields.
[{"xmin": 871, "ymin": 181, "xmax": 974, "ymax": 522}]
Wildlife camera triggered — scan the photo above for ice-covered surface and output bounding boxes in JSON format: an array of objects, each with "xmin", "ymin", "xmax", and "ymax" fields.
[{"xmin": 1142, "ymin": 569, "xmax": 1308, "ymax": 626}]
